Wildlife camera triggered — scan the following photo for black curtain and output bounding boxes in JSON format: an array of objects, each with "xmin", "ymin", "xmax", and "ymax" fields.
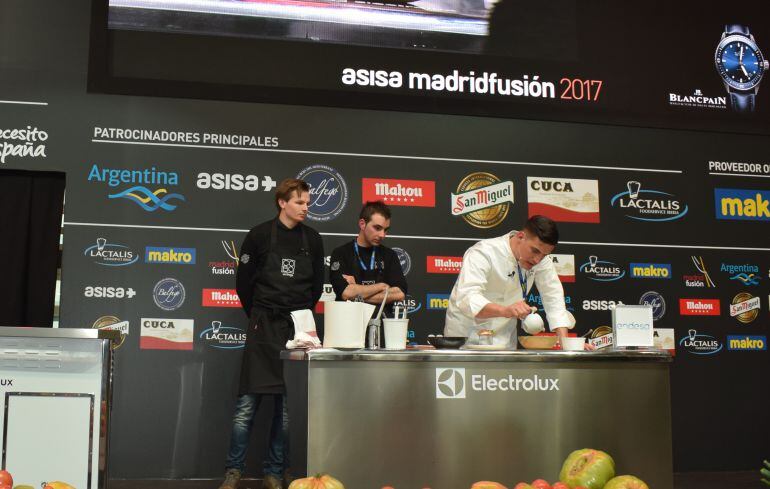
[{"xmin": 0, "ymin": 169, "xmax": 65, "ymax": 327}]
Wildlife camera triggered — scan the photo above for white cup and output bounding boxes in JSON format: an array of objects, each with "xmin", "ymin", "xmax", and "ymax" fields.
[
  {"xmin": 383, "ymin": 318, "xmax": 409, "ymax": 349},
  {"xmin": 522, "ymin": 313, "xmax": 545, "ymax": 335},
  {"xmin": 561, "ymin": 336, "xmax": 586, "ymax": 351}
]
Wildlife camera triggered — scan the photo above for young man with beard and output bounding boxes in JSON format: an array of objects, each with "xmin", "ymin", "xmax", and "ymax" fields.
[
  {"xmin": 329, "ymin": 201, "xmax": 407, "ymax": 322},
  {"xmin": 219, "ymin": 178, "xmax": 324, "ymax": 489}
]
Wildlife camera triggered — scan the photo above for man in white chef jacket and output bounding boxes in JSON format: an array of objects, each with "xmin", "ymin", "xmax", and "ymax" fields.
[{"xmin": 444, "ymin": 215, "xmax": 573, "ymax": 348}]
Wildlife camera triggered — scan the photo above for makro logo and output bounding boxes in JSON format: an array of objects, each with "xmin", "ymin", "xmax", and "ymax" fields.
[
  {"xmin": 427, "ymin": 256, "xmax": 463, "ymax": 274},
  {"xmin": 297, "ymin": 164, "xmax": 348, "ymax": 222},
  {"xmin": 715, "ymin": 188, "xmax": 770, "ymax": 221},
  {"xmin": 639, "ymin": 291, "xmax": 666, "ymax": 321},
  {"xmin": 630, "ymin": 263, "xmax": 671, "ymax": 279},
  {"xmin": 730, "ymin": 293, "xmax": 760, "ymax": 324},
  {"xmin": 199, "ymin": 321, "xmax": 247, "ymax": 349},
  {"xmin": 610, "ymin": 181, "xmax": 688, "ymax": 221},
  {"xmin": 84, "ymin": 238, "xmax": 138, "ymax": 266},
  {"xmin": 152, "ymin": 278, "xmax": 185, "ymax": 311},
  {"xmin": 679, "ymin": 329, "xmax": 722, "ymax": 355},
  {"xmin": 435, "ymin": 368, "xmax": 559, "ymax": 400},
  {"xmin": 0, "ymin": 126, "xmax": 48, "ymax": 164},
  {"xmin": 679, "ymin": 299, "xmax": 720, "ymax": 316},
  {"xmin": 145, "ymin": 247, "xmax": 196, "ymax": 265},
  {"xmin": 551, "ymin": 254, "xmax": 575, "ymax": 283},
  {"xmin": 87, "ymin": 164, "xmax": 185, "ymax": 212},
  {"xmin": 427, "ymin": 293, "xmax": 450, "ymax": 310},
  {"xmin": 527, "ymin": 177, "xmax": 600, "ymax": 223},
  {"xmin": 582, "ymin": 300, "xmax": 624, "ymax": 311},
  {"xmin": 196, "ymin": 172, "xmax": 276, "ymax": 192},
  {"xmin": 721, "ymin": 263, "xmax": 761, "ymax": 286},
  {"xmin": 684, "ymin": 256, "xmax": 716, "ymax": 287},
  {"xmin": 451, "ymin": 172, "xmax": 513, "ymax": 229},
  {"xmin": 727, "ymin": 335, "xmax": 767, "ymax": 351},
  {"xmin": 362, "ymin": 178, "xmax": 436, "ymax": 207},
  {"xmin": 579, "ymin": 256, "xmax": 624, "ymax": 282},
  {"xmin": 394, "ymin": 295, "xmax": 422, "ymax": 314},
  {"xmin": 202, "ymin": 288, "xmax": 242, "ymax": 308},
  {"xmin": 393, "ymin": 247, "xmax": 411, "ymax": 275},
  {"xmin": 84, "ymin": 286, "xmax": 136, "ymax": 299}
]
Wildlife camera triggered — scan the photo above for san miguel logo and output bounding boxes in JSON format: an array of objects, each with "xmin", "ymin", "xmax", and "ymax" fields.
[
  {"xmin": 451, "ymin": 173, "xmax": 513, "ymax": 228},
  {"xmin": 610, "ymin": 181, "xmax": 688, "ymax": 221},
  {"xmin": 87, "ymin": 164, "xmax": 185, "ymax": 212},
  {"xmin": 527, "ymin": 177, "xmax": 600, "ymax": 223},
  {"xmin": 362, "ymin": 178, "xmax": 435, "ymax": 207},
  {"xmin": 92, "ymin": 315, "xmax": 130, "ymax": 349},
  {"xmin": 427, "ymin": 256, "xmax": 463, "ymax": 274},
  {"xmin": 679, "ymin": 299, "xmax": 721, "ymax": 316},
  {"xmin": 730, "ymin": 292, "xmax": 760, "ymax": 324}
]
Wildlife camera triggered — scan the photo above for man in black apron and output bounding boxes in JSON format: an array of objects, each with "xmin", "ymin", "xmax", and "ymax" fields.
[
  {"xmin": 220, "ymin": 178, "xmax": 324, "ymax": 489},
  {"xmin": 329, "ymin": 201, "xmax": 408, "ymax": 324}
]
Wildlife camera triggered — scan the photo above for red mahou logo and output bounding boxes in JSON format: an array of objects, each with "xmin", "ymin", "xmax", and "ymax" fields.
[
  {"xmin": 203, "ymin": 289, "xmax": 242, "ymax": 308},
  {"xmin": 427, "ymin": 256, "xmax": 463, "ymax": 274},
  {"xmin": 679, "ymin": 298, "xmax": 720, "ymax": 316},
  {"xmin": 362, "ymin": 178, "xmax": 436, "ymax": 207}
]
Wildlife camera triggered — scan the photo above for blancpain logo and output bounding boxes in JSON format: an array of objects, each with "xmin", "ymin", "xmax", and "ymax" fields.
[{"xmin": 668, "ymin": 89, "xmax": 727, "ymax": 109}]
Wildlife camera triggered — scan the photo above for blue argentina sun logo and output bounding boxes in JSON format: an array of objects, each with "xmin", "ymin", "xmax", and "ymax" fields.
[{"xmin": 88, "ymin": 164, "xmax": 185, "ymax": 212}]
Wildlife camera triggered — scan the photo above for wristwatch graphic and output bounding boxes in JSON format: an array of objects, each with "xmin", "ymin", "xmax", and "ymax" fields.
[{"xmin": 715, "ymin": 24, "xmax": 769, "ymax": 112}]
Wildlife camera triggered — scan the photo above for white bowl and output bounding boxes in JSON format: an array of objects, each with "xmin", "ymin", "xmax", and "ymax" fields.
[{"xmin": 561, "ymin": 336, "xmax": 586, "ymax": 351}]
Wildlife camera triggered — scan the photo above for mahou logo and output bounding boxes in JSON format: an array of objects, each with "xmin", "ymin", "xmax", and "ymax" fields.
[
  {"xmin": 679, "ymin": 299, "xmax": 721, "ymax": 316},
  {"xmin": 202, "ymin": 289, "xmax": 242, "ymax": 308},
  {"xmin": 427, "ymin": 256, "xmax": 463, "ymax": 274},
  {"xmin": 362, "ymin": 178, "xmax": 435, "ymax": 207}
]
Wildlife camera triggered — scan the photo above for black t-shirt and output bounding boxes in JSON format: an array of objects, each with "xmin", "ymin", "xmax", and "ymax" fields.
[
  {"xmin": 329, "ymin": 240, "xmax": 408, "ymax": 317},
  {"xmin": 235, "ymin": 218, "xmax": 325, "ymax": 314}
]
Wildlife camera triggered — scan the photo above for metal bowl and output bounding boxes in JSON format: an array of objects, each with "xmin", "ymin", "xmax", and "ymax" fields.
[
  {"xmin": 427, "ymin": 336, "xmax": 467, "ymax": 349},
  {"xmin": 518, "ymin": 335, "xmax": 558, "ymax": 350}
]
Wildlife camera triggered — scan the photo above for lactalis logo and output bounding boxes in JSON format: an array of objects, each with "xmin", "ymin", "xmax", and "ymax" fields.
[
  {"xmin": 196, "ymin": 172, "xmax": 276, "ymax": 191},
  {"xmin": 362, "ymin": 178, "xmax": 436, "ymax": 207},
  {"xmin": 715, "ymin": 188, "xmax": 770, "ymax": 221},
  {"xmin": 580, "ymin": 256, "xmax": 624, "ymax": 282},
  {"xmin": 436, "ymin": 368, "xmax": 560, "ymax": 399},
  {"xmin": 630, "ymin": 263, "xmax": 671, "ymax": 279},
  {"xmin": 427, "ymin": 256, "xmax": 463, "ymax": 274},
  {"xmin": 84, "ymin": 238, "xmax": 138, "ymax": 266},
  {"xmin": 679, "ymin": 329, "xmax": 722, "ymax": 355},
  {"xmin": 436, "ymin": 368, "xmax": 466, "ymax": 399},
  {"xmin": 145, "ymin": 247, "xmax": 196, "ymax": 265},
  {"xmin": 679, "ymin": 299, "xmax": 720, "ymax": 316},
  {"xmin": 527, "ymin": 177, "xmax": 600, "ymax": 223},
  {"xmin": 610, "ymin": 181, "xmax": 687, "ymax": 222}
]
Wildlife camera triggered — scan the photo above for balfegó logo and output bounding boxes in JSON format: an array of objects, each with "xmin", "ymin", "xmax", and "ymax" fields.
[
  {"xmin": 730, "ymin": 293, "xmax": 760, "ymax": 323},
  {"xmin": 550, "ymin": 254, "xmax": 575, "ymax": 283},
  {"xmin": 451, "ymin": 173, "xmax": 513, "ymax": 228},
  {"xmin": 610, "ymin": 181, "xmax": 688, "ymax": 221},
  {"xmin": 145, "ymin": 247, "xmax": 196, "ymax": 265},
  {"xmin": 436, "ymin": 368, "xmax": 466, "ymax": 399},
  {"xmin": 84, "ymin": 238, "xmax": 138, "ymax": 267},
  {"xmin": 88, "ymin": 164, "xmax": 185, "ymax": 212},
  {"xmin": 527, "ymin": 177, "xmax": 599, "ymax": 223},
  {"xmin": 629, "ymin": 263, "xmax": 671, "ymax": 279},
  {"xmin": 152, "ymin": 278, "xmax": 185, "ymax": 311},
  {"xmin": 0, "ymin": 126, "xmax": 48, "ymax": 164},
  {"xmin": 427, "ymin": 256, "xmax": 463, "ymax": 274},
  {"xmin": 715, "ymin": 188, "xmax": 770, "ymax": 221},
  {"xmin": 393, "ymin": 247, "xmax": 411, "ymax": 275},
  {"xmin": 639, "ymin": 291, "xmax": 666, "ymax": 321},
  {"xmin": 297, "ymin": 164, "xmax": 348, "ymax": 222},
  {"xmin": 580, "ymin": 256, "xmax": 624, "ymax": 282},
  {"xmin": 362, "ymin": 178, "xmax": 436, "ymax": 207}
]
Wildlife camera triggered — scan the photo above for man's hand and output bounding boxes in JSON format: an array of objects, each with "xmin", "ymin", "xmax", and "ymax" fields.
[
  {"xmin": 342, "ymin": 274, "xmax": 356, "ymax": 285},
  {"xmin": 507, "ymin": 300, "xmax": 534, "ymax": 319}
]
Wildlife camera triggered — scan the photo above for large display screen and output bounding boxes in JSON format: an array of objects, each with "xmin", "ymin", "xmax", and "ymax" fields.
[{"xmin": 93, "ymin": 0, "xmax": 770, "ymax": 133}]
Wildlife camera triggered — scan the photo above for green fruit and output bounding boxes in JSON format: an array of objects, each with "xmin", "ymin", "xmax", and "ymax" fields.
[
  {"xmin": 558, "ymin": 448, "xmax": 615, "ymax": 489},
  {"xmin": 13, "ymin": 486, "xmax": 34, "ymax": 489},
  {"xmin": 603, "ymin": 475, "xmax": 649, "ymax": 489}
]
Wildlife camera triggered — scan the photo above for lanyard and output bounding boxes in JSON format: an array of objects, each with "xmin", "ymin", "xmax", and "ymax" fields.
[
  {"xmin": 353, "ymin": 241, "xmax": 376, "ymax": 271},
  {"xmin": 516, "ymin": 261, "xmax": 528, "ymax": 298}
]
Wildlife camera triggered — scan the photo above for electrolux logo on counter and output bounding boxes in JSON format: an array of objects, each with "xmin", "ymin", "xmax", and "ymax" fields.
[
  {"xmin": 629, "ymin": 263, "xmax": 671, "ymax": 279},
  {"xmin": 362, "ymin": 178, "xmax": 436, "ymax": 207},
  {"xmin": 610, "ymin": 181, "xmax": 688, "ymax": 222},
  {"xmin": 579, "ymin": 256, "xmax": 624, "ymax": 281},
  {"xmin": 87, "ymin": 164, "xmax": 185, "ymax": 212},
  {"xmin": 714, "ymin": 188, "xmax": 770, "ymax": 221},
  {"xmin": 0, "ymin": 126, "xmax": 48, "ymax": 164},
  {"xmin": 526, "ymin": 177, "xmax": 600, "ymax": 223},
  {"xmin": 145, "ymin": 247, "xmax": 196, "ymax": 265},
  {"xmin": 84, "ymin": 238, "xmax": 138, "ymax": 266},
  {"xmin": 196, "ymin": 172, "xmax": 276, "ymax": 192},
  {"xmin": 297, "ymin": 164, "xmax": 348, "ymax": 222},
  {"xmin": 435, "ymin": 368, "xmax": 560, "ymax": 399},
  {"xmin": 721, "ymin": 263, "xmax": 761, "ymax": 286}
]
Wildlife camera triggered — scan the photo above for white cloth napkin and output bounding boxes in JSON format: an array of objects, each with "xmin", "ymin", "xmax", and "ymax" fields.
[{"xmin": 286, "ymin": 309, "xmax": 322, "ymax": 349}]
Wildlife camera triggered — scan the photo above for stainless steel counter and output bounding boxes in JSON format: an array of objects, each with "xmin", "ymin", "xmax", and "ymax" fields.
[{"xmin": 283, "ymin": 347, "xmax": 673, "ymax": 488}]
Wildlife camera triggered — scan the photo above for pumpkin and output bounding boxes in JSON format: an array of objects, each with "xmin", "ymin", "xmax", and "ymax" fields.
[
  {"xmin": 288, "ymin": 474, "xmax": 345, "ymax": 489},
  {"xmin": 471, "ymin": 482, "xmax": 509, "ymax": 489}
]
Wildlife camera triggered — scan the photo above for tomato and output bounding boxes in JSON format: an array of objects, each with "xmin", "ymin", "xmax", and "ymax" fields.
[
  {"xmin": 0, "ymin": 470, "xmax": 12, "ymax": 487},
  {"xmin": 531, "ymin": 480, "xmax": 551, "ymax": 489},
  {"xmin": 552, "ymin": 483, "xmax": 570, "ymax": 489}
]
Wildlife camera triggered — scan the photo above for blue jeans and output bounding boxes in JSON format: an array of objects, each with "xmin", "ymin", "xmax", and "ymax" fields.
[{"xmin": 225, "ymin": 393, "xmax": 289, "ymax": 477}]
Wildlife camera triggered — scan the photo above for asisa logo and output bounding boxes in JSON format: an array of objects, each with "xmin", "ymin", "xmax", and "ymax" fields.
[
  {"xmin": 579, "ymin": 256, "xmax": 624, "ymax": 281},
  {"xmin": 679, "ymin": 329, "xmax": 722, "ymax": 355},
  {"xmin": 88, "ymin": 164, "xmax": 184, "ymax": 212},
  {"xmin": 714, "ymin": 188, "xmax": 770, "ymax": 221},
  {"xmin": 199, "ymin": 321, "xmax": 246, "ymax": 350},
  {"xmin": 296, "ymin": 164, "xmax": 348, "ymax": 222},
  {"xmin": 84, "ymin": 238, "xmax": 138, "ymax": 266},
  {"xmin": 610, "ymin": 181, "xmax": 688, "ymax": 221}
]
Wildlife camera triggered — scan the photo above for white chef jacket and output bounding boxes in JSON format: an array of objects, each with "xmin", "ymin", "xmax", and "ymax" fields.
[{"xmin": 444, "ymin": 231, "xmax": 572, "ymax": 347}]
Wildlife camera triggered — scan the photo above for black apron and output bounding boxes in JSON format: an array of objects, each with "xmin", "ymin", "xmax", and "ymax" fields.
[
  {"xmin": 351, "ymin": 242, "xmax": 390, "ymax": 319},
  {"xmin": 239, "ymin": 221, "xmax": 314, "ymax": 394}
]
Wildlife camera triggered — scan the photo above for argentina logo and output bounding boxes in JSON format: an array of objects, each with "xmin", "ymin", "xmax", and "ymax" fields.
[{"xmin": 88, "ymin": 164, "xmax": 185, "ymax": 212}]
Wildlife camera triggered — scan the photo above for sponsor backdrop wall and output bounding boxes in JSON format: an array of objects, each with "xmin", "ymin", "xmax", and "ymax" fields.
[{"xmin": 2, "ymin": 0, "xmax": 770, "ymax": 477}]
